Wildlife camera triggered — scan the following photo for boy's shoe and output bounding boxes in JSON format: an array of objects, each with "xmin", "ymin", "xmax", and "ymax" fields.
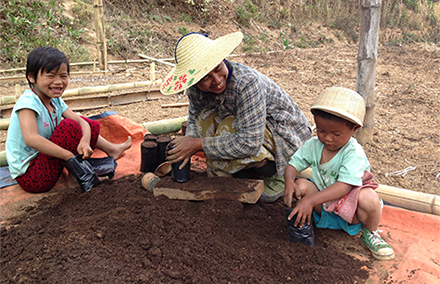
[{"xmin": 360, "ymin": 227, "xmax": 395, "ymax": 261}]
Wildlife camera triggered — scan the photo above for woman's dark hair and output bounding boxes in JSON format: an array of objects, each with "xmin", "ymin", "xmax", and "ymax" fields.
[
  {"xmin": 26, "ymin": 46, "xmax": 70, "ymax": 88},
  {"xmin": 311, "ymin": 109, "xmax": 357, "ymax": 129}
]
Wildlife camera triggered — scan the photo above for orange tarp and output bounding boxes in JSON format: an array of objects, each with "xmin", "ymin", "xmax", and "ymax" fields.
[{"xmin": 1, "ymin": 114, "xmax": 439, "ymax": 283}]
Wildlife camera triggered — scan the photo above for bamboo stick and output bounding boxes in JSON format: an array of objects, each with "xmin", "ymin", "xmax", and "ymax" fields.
[
  {"xmin": 161, "ymin": 102, "xmax": 190, "ymax": 108},
  {"xmin": 142, "ymin": 116, "xmax": 187, "ymax": 135},
  {"xmin": 297, "ymin": 167, "xmax": 440, "ymax": 216},
  {"xmin": 0, "ymin": 118, "xmax": 10, "ymax": 130},
  {"xmin": 1, "ymin": 96, "xmax": 16, "ymax": 105},
  {"xmin": 0, "ymin": 59, "xmax": 172, "ymax": 73},
  {"xmin": 0, "ymin": 151, "xmax": 6, "ymax": 167},
  {"xmin": 0, "ymin": 80, "xmax": 163, "ymax": 105},
  {"xmin": 138, "ymin": 53, "xmax": 176, "ymax": 67},
  {"xmin": 62, "ymin": 79, "xmax": 162, "ymax": 97},
  {"xmin": 0, "ymin": 71, "xmax": 108, "ymax": 82}
]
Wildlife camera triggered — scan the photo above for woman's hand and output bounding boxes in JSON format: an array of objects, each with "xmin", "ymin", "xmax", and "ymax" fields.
[{"xmin": 167, "ymin": 136, "xmax": 203, "ymax": 169}]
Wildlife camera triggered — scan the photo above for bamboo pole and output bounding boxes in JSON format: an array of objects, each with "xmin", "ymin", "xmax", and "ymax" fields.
[
  {"xmin": 0, "ymin": 71, "xmax": 108, "ymax": 82},
  {"xmin": 62, "ymin": 80, "xmax": 162, "ymax": 97},
  {"xmin": 0, "ymin": 58, "xmax": 174, "ymax": 74},
  {"xmin": 138, "ymin": 53, "xmax": 176, "ymax": 67},
  {"xmin": 297, "ymin": 167, "xmax": 440, "ymax": 216},
  {"xmin": 161, "ymin": 102, "xmax": 190, "ymax": 108},
  {"xmin": 355, "ymin": 0, "xmax": 381, "ymax": 145},
  {"xmin": 0, "ymin": 151, "xmax": 6, "ymax": 167},
  {"xmin": 142, "ymin": 116, "xmax": 188, "ymax": 135},
  {"xmin": 93, "ymin": 0, "xmax": 107, "ymax": 71},
  {"xmin": 0, "ymin": 80, "xmax": 163, "ymax": 106},
  {"xmin": 0, "ymin": 118, "xmax": 10, "ymax": 130}
]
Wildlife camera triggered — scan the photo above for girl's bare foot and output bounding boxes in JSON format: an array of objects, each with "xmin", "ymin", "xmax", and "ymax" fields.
[{"xmin": 109, "ymin": 136, "xmax": 132, "ymax": 160}]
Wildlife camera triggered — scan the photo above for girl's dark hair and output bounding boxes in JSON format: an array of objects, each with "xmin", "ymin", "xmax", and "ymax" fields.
[
  {"xmin": 26, "ymin": 46, "xmax": 70, "ymax": 88},
  {"xmin": 311, "ymin": 109, "xmax": 357, "ymax": 129}
]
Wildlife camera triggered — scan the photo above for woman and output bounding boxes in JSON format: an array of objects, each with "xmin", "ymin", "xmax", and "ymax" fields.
[{"xmin": 161, "ymin": 32, "xmax": 311, "ymax": 202}]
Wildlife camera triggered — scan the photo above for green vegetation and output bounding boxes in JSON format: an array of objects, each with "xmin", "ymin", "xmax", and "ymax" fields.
[
  {"xmin": 235, "ymin": 1, "xmax": 259, "ymax": 28},
  {"xmin": 178, "ymin": 26, "xmax": 190, "ymax": 36},
  {"xmin": 1, "ymin": 0, "xmax": 92, "ymax": 67},
  {"xmin": 1, "ymin": 0, "xmax": 438, "ymax": 69}
]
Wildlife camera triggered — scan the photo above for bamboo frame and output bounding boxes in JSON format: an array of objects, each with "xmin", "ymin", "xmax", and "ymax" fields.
[
  {"xmin": 297, "ymin": 168, "xmax": 440, "ymax": 216},
  {"xmin": 0, "ymin": 80, "xmax": 163, "ymax": 106}
]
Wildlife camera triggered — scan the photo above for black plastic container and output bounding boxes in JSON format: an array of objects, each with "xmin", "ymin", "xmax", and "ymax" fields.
[
  {"xmin": 169, "ymin": 145, "xmax": 191, "ymax": 182},
  {"xmin": 285, "ymin": 208, "xmax": 315, "ymax": 247},
  {"xmin": 144, "ymin": 134, "xmax": 158, "ymax": 142},
  {"xmin": 140, "ymin": 141, "xmax": 158, "ymax": 173},
  {"xmin": 157, "ymin": 136, "xmax": 172, "ymax": 166}
]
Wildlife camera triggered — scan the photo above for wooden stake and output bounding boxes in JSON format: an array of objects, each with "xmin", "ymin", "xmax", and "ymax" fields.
[
  {"xmin": 93, "ymin": 0, "xmax": 107, "ymax": 71},
  {"xmin": 355, "ymin": 0, "xmax": 381, "ymax": 144}
]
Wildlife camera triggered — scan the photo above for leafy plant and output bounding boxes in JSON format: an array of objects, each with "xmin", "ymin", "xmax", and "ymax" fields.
[
  {"xmin": 181, "ymin": 14, "xmax": 193, "ymax": 23},
  {"xmin": 178, "ymin": 26, "xmax": 190, "ymax": 35},
  {"xmin": 235, "ymin": 1, "xmax": 259, "ymax": 28},
  {"xmin": 279, "ymin": 32, "xmax": 294, "ymax": 50}
]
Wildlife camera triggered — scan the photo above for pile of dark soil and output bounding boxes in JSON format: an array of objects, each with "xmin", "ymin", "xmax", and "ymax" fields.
[{"xmin": 1, "ymin": 174, "xmax": 371, "ymax": 283}]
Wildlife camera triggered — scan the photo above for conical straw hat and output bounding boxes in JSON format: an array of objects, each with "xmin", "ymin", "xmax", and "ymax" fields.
[
  {"xmin": 311, "ymin": 87, "xmax": 366, "ymax": 126},
  {"xmin": 160, "ymin": 32, "xmax": 243, "ymax": 95}
]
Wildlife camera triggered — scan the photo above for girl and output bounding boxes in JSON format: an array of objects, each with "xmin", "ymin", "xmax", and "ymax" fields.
[{"xmin": 6, "ymin": 46, "xmax": 131, "ymax": 193}]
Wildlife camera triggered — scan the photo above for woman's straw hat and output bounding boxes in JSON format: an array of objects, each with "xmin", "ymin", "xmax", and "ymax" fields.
[
  {"xmin": 311, "ymin": 87, "xmax": 366, "ymax": 126},
  {"xmin": 160, "ymin": 32, "xmax": 243, "ymax": 95}
]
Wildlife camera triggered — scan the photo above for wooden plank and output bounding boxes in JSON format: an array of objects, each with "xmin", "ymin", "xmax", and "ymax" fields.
[{"xmin": 153, "ymin": 173, "xmax": 265, "ymax": 204}]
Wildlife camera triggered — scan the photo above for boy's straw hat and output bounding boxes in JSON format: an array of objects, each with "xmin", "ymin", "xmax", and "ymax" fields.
[
  {"xmin": 311, "ymin": 87, "xmax": 366, "ymax": 126},
  {"xmin": 160, "ymin": 32, "xmax": 243, "ymax": 95}
]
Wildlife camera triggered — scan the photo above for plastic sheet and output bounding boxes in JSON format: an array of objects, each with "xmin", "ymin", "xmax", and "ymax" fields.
[
  {"xmin": 63, "ymin": 155, "xmax": 100, "ymax": 192},
  {"xmin": 88, "ymin": 156, "xmax": 117, "ymax": 179}
]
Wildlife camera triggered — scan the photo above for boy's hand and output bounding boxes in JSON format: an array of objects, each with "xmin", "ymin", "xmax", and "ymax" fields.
[
  {"xmin": 287, "ymin": 196, "xmax": 313, "ymax": 228},
  {"xmin": 283, "ymin": 179, "xmax": 297, "ymax": 208}
]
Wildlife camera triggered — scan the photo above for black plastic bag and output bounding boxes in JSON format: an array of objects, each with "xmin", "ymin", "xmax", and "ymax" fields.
[
  {"xmin": 63, "ymin": 155, "xmax": 100, "ymax": 192},
  {"xmin": 88, "ymin": 157, "xmax": 117, "ymax": 179},
  {"xmin": 285, "ymin": 208, "xmax": 315, "ymax": 247}
]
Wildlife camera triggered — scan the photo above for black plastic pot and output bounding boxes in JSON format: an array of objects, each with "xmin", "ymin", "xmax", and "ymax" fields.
[{"xmin": 140, "ymin": 141, "xmax": 158, "ymax": 173}]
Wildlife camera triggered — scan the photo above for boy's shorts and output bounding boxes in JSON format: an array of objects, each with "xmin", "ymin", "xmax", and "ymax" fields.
[{"xmin": 313, "ymin": 207, "xmax": 363, "ymax": 236}]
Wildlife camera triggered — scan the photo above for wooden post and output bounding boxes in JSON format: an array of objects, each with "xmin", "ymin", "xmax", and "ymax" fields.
[
  {"xmin": 93, "ymin": 0, "xmax": 107, "ymax": 71},
  {"xmin": 355, "ymin": 0, "xmax": 381, "ymax": 144}
]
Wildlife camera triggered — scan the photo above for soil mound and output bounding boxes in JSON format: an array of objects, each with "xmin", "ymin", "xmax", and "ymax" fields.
[{"xmin": 1, "ymin": 174, "xmax": 370, "ymax": 283}]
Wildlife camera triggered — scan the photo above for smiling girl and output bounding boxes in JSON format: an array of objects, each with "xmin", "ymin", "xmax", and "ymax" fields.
[{"xmin": 5, "ymin": 46, "xmax": 131, "ymax": 193}]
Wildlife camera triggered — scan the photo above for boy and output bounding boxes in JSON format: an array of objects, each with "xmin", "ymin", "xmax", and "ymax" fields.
[{"xmin": 284, "ymin": 87, "xmax": 395, "ymax": 261}]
